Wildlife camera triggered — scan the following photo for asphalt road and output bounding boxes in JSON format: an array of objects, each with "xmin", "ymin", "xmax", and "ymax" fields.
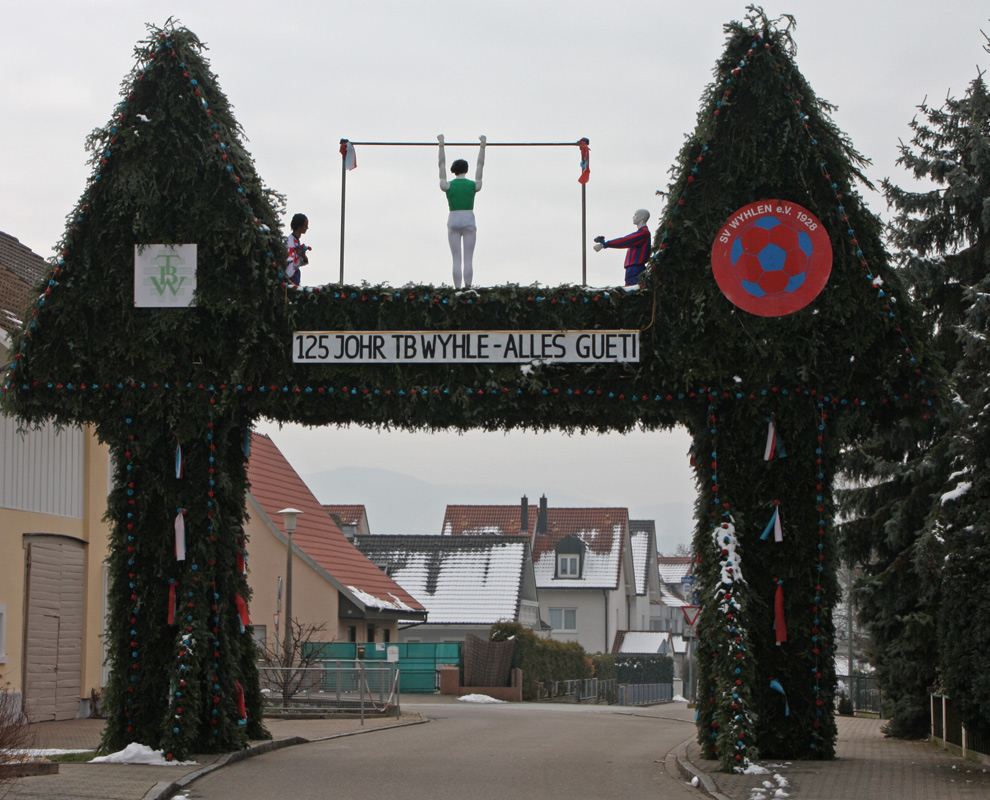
[{"xmin": 189, "ymin": 700, "xmax": 701, "ymax": 800}]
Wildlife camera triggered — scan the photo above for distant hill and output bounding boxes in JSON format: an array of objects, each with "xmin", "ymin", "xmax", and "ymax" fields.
[{"xmin": 301, "ymin": 466, "xmax": 693, "ymax": 553}]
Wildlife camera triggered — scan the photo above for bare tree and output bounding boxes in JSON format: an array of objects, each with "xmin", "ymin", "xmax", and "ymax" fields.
[
  {"xmin": 0, "ymin": 681, "xmax": 34, "ymax": 799},
  {"xmin": 258, "ymin": 620, "xmax": 332, "ymax": 711}
]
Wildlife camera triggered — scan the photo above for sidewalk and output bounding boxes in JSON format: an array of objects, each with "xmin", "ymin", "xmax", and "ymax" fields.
[
  {"xmin": 8, "ymin": 711, "xmax": 425, "ymax": 800},
  {"xmin": 676, "ymin": 715, "xmax": 990, "ymax": 800}
]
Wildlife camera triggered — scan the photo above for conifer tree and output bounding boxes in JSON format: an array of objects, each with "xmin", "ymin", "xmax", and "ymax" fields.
[
  {"xmin": 651, "ymin": 9, "xmax": 930, "ymax": 766},
  {"xmin": 2, "ymin": 21, "xmax": 284, "ymax": 758},
  {"xmin": 874, "ymin": 51, "xmax": 990, "ymax": 737}
]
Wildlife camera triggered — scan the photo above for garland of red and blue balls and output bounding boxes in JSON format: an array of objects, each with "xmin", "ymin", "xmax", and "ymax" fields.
[
  {"xmin": 704, "ymin": 391, "xmax": 759, "ymax": 767},
  {"xmin": 809, "ymin": 399, "xmax": 829, "ymax": 751}
]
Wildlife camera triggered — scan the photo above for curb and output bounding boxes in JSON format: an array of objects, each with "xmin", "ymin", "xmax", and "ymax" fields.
[
  {"xmin": 0, "ymin": 759, "xmax": 59, "ymax": 778},
  {"xmin": 141, "ymin": 717, "xmax": 428, "ymax": 800},
  {"xmin": 673, "ymin": 737, "xmax": 732, "ymax": 800}
]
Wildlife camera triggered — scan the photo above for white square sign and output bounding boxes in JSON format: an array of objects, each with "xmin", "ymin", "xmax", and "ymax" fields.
[{"xmin": 134, "ymin": 244, "xmax": 197, "ymax": 307}]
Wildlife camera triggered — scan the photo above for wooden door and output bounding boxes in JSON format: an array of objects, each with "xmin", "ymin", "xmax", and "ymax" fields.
[{"xmin": 23, "ymin": 537, "xmax": 85, "ymax": 721}]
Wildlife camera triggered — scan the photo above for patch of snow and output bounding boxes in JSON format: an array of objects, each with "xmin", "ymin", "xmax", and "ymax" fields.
[
  {"xmin": 742, "ymin": 764, "xmax": 771, "ymax": 774},
  {"xmin": 457, "ymin": 694, "xmax": 505, "ymax": 704},
  {"xmin": 672, "ymin": 694, "xmax": 688, "ymax": 702},
  {"xmin": 346, "ymin": 586, "xmax": 415, "ymax": 613},
  {"xmin": 89, "ymin": 743, "xmax": 197, "ymax": 765},
  {"xmin": 690, "ymin": 775, "xmax": 699, "ymax": 786},
  {"xmin": 941, "ymin": 481, "xmax": 971, "ymax": 504},
  {"xmin": 11, "ymin": 748, "xmax": 91, "ymax": 757}
]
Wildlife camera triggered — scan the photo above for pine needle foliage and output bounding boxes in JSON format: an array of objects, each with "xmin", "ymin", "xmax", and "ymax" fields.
[{"xmin": 853, "ymin": 43, "xmax": 990, "ymax": 738}]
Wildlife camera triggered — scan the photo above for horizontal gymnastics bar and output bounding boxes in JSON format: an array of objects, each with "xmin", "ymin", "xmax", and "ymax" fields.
[{"xmin": 342, "ymin": 140, "xmax": 584, "ymax": 147}]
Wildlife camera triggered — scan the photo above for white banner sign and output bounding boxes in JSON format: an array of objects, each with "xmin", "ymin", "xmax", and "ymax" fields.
[
  {"xmin": 292, "ymin": 330, "xmax": 639, "ymax": 364},
  {"xmin": 134, "ymin": 244, "xmax": 197, "ymax": 307}
]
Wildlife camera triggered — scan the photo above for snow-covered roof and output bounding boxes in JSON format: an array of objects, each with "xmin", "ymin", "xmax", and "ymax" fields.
[
  {"xmin": 614, "ymin": 630, "xmax": 671, "ymax": 655},
  {"xmin": 629, "ymin": 521, "xmax": 654, "ymax": 596},
  {"xmin": 657, "ymin": 556, "xmax": 693, "ymax": 585},
  {"xmin": 658, "ymin": 584, "xmax": 688, "ymax": 608},
  {"xmin": 444, "ymin": 503, "xmax": 628, "ymax": 590},
  {"xmin": 354, "ymin": 534, "xmax": 533, "ymax": 625}
]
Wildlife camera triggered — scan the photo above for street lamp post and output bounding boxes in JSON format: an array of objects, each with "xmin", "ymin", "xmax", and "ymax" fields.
[{"xmin": 277, "ymin": 507, "xmax": 302, "ymax": 665}]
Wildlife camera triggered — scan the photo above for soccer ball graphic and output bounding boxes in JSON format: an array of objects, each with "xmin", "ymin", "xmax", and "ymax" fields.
[{"xmin": 730, "ymin": 216, "xmax": 813, "ymax": 297}]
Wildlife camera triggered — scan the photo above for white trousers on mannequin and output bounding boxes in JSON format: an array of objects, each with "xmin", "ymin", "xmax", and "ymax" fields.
[{"xmin": 447, "ymin": 210, "xmax": 477, "ymax": 289}]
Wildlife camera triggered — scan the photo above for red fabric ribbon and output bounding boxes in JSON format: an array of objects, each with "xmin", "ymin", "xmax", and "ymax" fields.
[
  {"xmin": 235, "ymin": 593, "xmax": 250, "ymax": 627},
  {"xmin": 235, "ymin": 680, "xmax": 246, "ymax": 719},
  {"xmin": 774, "ymin": 582, "xmax": 787, "ymax": 644}
]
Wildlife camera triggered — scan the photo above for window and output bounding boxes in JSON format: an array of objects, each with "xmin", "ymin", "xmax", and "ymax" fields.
[
  {"xmin": 549, "ymin": 608, "xmax": 577, "ymax": 632},
  {"xmin": 557, "ymin": 554, "xmax": 580, "ymax": 577},
  {"xmin": 0, "ymin": 603, "xmax": 6, "ymax": 664},
  {"xmin": 383, "ymin": 628, "xmax": 391, "ymax": 643},
  {"xmin": 252, "ymin": 625, "xmax": 267, "ymax": 653},
  {"xmin": 367, "ymin": 624, "xmax": 377, "ymax": 643}
]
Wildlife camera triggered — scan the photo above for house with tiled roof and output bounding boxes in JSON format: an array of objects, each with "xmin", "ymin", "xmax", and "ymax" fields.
[
  {"xmin": 651, "ymin": 584, "xmax": 693, "ymax": 635},
  {"xmin": 245, "ymin": 434, "xmax": 426, "ymax": 651},
  {"xmin": 0, "ymin": 231, "xmax": 48, "ymax": 338},
  {"xmin": 2, "ymin": 231, "xmax": 114, "ymax": 721},
  {"xmin": 651, "ymin": 555, "xmax": 696, "ymax": 634},
  {"xmin": 442, "ymin": 495, "xmax": 636, "ymax": 654},
  {"xmin": 657, "ymin": 555, "xmax": 694, "ymax": 599},
  {"xmin": 629, "ymin": 520, "xmax": 662, "ymax": 630},
  {"xmin": 323, "ymin": 504, "xmax": 371, "ymax": 540},
  {"xmin": 353, "ymin": 534, "xmax": 542, "ymax": 643}
]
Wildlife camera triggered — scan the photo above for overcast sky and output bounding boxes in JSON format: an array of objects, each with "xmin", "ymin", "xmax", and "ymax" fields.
[{"xmin": 3, "ymin": 1, "xmax": 987, "ymax": 545}]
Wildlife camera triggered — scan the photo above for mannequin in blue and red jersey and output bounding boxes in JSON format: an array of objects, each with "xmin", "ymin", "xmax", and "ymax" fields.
[{"xmin": 594, "ymin": 209, "xmax": 652, "ymax": 286}]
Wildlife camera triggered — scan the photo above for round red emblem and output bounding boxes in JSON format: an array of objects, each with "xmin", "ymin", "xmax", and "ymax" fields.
[{"xmin": 711, "ymin": 200, "xmax": 833, "ymax": 317}]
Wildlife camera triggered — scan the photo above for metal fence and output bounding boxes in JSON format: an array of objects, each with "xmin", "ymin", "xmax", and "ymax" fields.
[
  {"xmin": 931, "ymin": 694, "xmax": 990, "ymax": 759},
  {"xmin": 619, "ymin": 682, "xmax": 673, "ymax": 706},
  {"xmin": 836, "ymin": 674, "xmax": 882, "ymax": 716},
  {"xmin": 259, "ymin": 661, "xmax": 400, "ymax": 717},
  {"xmin": 542, "ymin": 678, "xmax": 616, "ymax": 704}
]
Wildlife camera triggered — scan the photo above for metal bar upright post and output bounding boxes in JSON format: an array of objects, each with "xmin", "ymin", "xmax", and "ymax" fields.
[
  {"xmin": 581, "ymin": 182, "xmax": 587, "ymax": 286},
  {"xmin": 339, "ymin": 155, "xmax": 347, "ymax": 286}
]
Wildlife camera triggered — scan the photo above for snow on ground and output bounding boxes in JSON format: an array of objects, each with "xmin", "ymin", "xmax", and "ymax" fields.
[
  {"xmin": 9, "ymin": 748, "xmax": 91, "ymax": 757},
  {"xmin": 746, "ymin": 767, "xmax": 791, "ymax": 800},
  {"xmin": 89, "ymin": 743, "xmax": 197, "ymax": 765},
  {"xmin": 457, "ymin": 694, "xmax": 505, "ymax": 704},
  {"xmin": 672, "ymin": 694, "xmax": 688, "ymax": 702}
]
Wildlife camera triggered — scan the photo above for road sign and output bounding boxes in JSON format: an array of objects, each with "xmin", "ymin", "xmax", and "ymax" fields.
[{"xmin": 682, "ymin": 605, "xmax": 701, "ymax": 627}]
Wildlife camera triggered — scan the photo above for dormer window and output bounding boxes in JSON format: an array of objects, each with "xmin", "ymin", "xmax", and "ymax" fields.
[
  {"xmin": 554, "ymin": 534, "xmax": 585, "ymax": 578},
  {"xmin": 558, "ymin": 554, "xmax": 580, "ymax": 577}
]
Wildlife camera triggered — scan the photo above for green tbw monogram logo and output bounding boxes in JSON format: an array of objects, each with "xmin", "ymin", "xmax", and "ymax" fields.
[{"xmin": 150, "ymin": 252, "xmax": 187, "ymax": 295}]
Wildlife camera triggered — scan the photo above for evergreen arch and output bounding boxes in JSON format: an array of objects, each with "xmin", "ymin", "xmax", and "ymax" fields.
[{"xmin": 1, "ymin": 14, "xmax": 935, "ymax": 766}]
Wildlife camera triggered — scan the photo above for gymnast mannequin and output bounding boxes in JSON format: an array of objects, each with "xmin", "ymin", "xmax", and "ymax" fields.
[{"xmin": 438, "ymin": 134, "xmax": 486, "ymax": 289}]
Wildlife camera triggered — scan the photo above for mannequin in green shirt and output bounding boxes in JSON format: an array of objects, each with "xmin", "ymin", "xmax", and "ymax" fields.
[{"xmin": 438, "ymin": 134, "xmax": 486, "ymax": 288}]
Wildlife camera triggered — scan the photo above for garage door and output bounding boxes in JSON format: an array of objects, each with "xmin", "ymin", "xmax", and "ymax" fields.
[{"xmin": 23, "ymin": 537, "xmax": 85, "ymax": 721}]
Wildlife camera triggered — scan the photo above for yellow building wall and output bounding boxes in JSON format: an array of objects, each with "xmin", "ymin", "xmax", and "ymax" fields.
[
  {"xmin": 242, "ymin": 505, "xmax": 341, "ymax": 654},
  {"xmin": 0, "ymin": 421, "xmax": 111, "ymax": 705}
]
